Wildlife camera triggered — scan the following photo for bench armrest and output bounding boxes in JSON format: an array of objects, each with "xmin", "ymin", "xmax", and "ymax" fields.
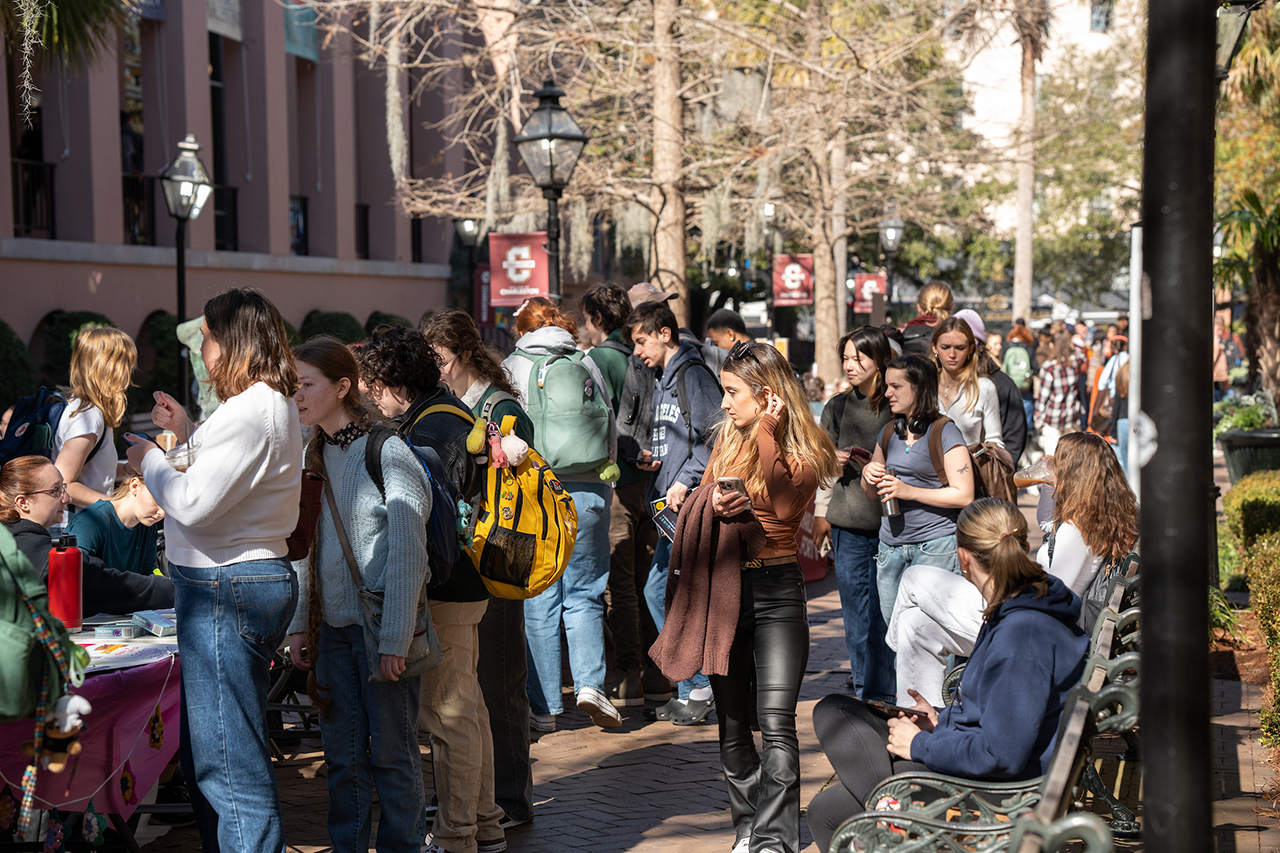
[{"xmin": 864, "ymin": 770, "xmax": 1044, "ymax": 823}]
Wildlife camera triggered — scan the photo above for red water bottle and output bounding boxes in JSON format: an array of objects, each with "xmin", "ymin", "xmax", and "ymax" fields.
[{"xmin": 48, "ymin": 535, "xmax": 83, "ymax": 633}]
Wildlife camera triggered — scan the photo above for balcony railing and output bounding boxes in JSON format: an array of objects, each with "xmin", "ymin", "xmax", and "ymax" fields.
[
  {"xmin": 12, "ymin": 159, "xmax": 55, "ymax": 239},
  {"xmin": 122, "ymin": 175, "xmax": 156, "ymax": 245},
  {"xmin": 356, "ymin": 204, "xmax": 370, "ymax": 260},
  {"xmin": 411, "ymin": 216, "xmax": 422, "ymax": 263},
  {"xmin": 214, "ymin": 185, "xmax": 238, "ymax": 252},
  {"xmin": 290, "ymin": 195, "xmax": 308, "ymax": 256}
]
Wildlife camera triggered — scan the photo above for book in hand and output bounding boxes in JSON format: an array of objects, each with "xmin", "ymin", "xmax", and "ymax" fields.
[
  {"xmin": 132, "ymin": 609, "xmax": 177, "ymax": 637},
  {"xmin": 650, "ymin": 497, "xmax": 680, "ymax": 541}
]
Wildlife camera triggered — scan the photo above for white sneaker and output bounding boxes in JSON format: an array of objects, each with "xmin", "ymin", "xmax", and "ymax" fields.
[
  {"xmin": 421, "ymin": 843, "xmax": 447, "ymax": 853},
  {"xmin": 529, "ymin": 712, "xmax": 557, "ymax": 733},
  {"xmin": 576, "ymin": 685, "xmax": 623, "ymax": 728},
  {"xmin": 730, "ymin": 837, "xmax": 750, "ymax": 853}
]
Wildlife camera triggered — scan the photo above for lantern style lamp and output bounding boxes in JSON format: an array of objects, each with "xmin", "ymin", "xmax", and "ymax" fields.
[
  {"xmin": 159, "ymin": 134, "xmax": 213, "ymax": 408},
  {"xmin": 514, "ymin": 79, "xmax": 589, "ymax": 299},
  {"xmin": 879, "ymin": 211, "xmax": 905, "ymax": 315}
]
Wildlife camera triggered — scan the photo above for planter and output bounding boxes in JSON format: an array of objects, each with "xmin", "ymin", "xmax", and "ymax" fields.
[{"xmin": 1219, "ymin": 429, "xmax": 1280, "ymax": 485}]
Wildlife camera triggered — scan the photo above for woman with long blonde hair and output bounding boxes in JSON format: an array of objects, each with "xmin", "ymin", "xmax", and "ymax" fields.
[
  {"xmin": 702, "ymin": 341, "xmax": 837, "ymax": 853},
  {"xmin": 930, "ymin": 317, "xmax": 1003, "ymax": 448},
  {"xmin": 54, "ymin": 326, "xmax": 137, "ymax": 509}
]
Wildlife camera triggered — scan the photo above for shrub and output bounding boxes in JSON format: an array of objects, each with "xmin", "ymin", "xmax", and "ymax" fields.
[
  {"xmin": 1243, "ymin": 532, "xmax": 1280, "ymax": 743},
  {"xmin": 299, "ymin": 311, "xmax": 365, "ymax": 344},
  {"xmin": 0, "ymin": 317, "xmax": 37, "ymax": 413},
  {"xmin": 34, "ymin": 311, "xmax": 116, "ymax": 387},
  {"xmin": 365, "ymin": 311, "xmax": 412, "ymax": 335},
  {"xmin": 1224, "ymin": 470, "xmax": 1280, "ymax": 554},
  {"xmin": 130, "ymin": 313, "xmax": 183, "ymax": 415}
]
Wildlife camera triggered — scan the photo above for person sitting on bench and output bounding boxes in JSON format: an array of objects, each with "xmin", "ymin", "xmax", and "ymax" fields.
[{"xmin": 806, "ymin": 498, "xmax": 1088, "ymax": 853}]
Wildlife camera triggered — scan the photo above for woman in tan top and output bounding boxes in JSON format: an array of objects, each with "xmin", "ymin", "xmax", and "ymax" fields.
[{"xmin": 706, "ymin": 341, "xmax": 838, "ymax": 853}]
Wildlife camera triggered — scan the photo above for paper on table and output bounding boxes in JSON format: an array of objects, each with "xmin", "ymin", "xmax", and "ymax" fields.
[{"xmin": 75, "ymin": 641, "xmax": 178, "ymax": 674}]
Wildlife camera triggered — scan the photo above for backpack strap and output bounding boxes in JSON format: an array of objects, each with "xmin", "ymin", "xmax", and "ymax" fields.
[
  {"xmin": 878, "ymin": 421, "xmax": 895, "ymax": 461},
  {"xmin": 927, "ymin": 416, "xmax": 955, "ymax": 486},
  {"xmin": 363, "ymin": 426, "xmax": 395, "ymax": 500},
  {"xmin": 596, "ymin": 340, "xmax": 630, "ymax": 355},
  {"xmin": 674, "ymin": 360, "xmax": 718, "ymax": 442},
  {"xmin": 479, "ymin": 391, "xmax": 517, "ymax": 423},
  {"xmin": 420, "ymin": 402, "xmax": 475, "ymax": 426},
  {"xmin": 830, "ymin": 392, "xmax": 848, "ymax": 444}
]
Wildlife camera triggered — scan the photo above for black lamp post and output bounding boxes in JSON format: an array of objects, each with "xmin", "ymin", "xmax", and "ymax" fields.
[
  {"xmin": 513, "ymin": 79, "xmax": 588, "ymax": 300},
  {"xmin": 879, "ymin": 212, "xmax": 904, "ymax": 319},
  {"xmin": 159, "ymin": 134, "xmax": 212, "ymax": 409},
  {"xmin": 454, "ymin": 218, "xmax": 481, "ymax": 314}
]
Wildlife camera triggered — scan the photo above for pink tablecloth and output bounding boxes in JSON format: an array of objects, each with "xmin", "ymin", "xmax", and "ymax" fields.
[{"xmin": 0, "ymin": 656, "xmax": 182, "ymax": 819}]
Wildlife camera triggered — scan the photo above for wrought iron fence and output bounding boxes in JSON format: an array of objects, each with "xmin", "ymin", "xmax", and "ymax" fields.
[
  {"xmin": 122, "ymin": 175, "xmax": 156, "ymax": 245},
  {"xmin": 12, "ymin": 159, "xmax": 55, "ymax": 239},
  {"xmin": 290, "ymin": 195, "xmax": 308, "ymax": 256},
  {"xmin": 215, "ymin": 185, "xmax": 238, "ymax": 251},
  {"xmin": 356, "ymin": 204, "xmax": 370, "ymax": 260}
]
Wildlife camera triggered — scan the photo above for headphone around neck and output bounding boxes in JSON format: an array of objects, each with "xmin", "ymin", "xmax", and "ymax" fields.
[{"xmin": 893, "ymin": 413, "xmax": 936, "ymax": 439}]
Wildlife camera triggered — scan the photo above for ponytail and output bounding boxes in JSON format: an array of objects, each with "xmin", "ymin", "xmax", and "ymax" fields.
[{"xmin": 956, "ymin": 497, "xmax": 1049, "ymax": 620}]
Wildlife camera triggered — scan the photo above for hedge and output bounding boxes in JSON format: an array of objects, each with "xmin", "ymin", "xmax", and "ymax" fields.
[
  {"xmin": 130, "ymin": 313, "xmax": 183, "ymax": 415},
  {"xmin": 1242, "ymin": 531, "xmax": 1280, "ymax": 743},
  {"xmin": 365, "ymin": 311, "xmax": 413, "ymax": 335},
  {"xmin": 0, "ymin": 317, "xmax": 37, "ymax": 413},
  {"xmin": 37, "ymin": 311, "xmax": 116, "ymax": 387},
  {"xmin": 1223, "ymin": 470, "xmax": 1280, "ymax": 554},
  {"xmin": 299, "ymin": 310, "xmax": 365, "ymax": 344}
]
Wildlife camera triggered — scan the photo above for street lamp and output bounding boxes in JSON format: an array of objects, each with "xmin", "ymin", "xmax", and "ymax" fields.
[
  {"xmin": 454, "ymin": 218, "xmax": 481, "ymax": 314},
  {"xmin": 879, "ymin": 211, "xmax": 904, "ymax": 318},
  {"xmin": 513, "ymin": 79, "xmax": 589, "ymax": 300},
  {"xmin": 159, "ymin": 134, "xmax": 213, "ymax": 409},
  {"xmin": 1216, "ymin": 1, "xmax": 1259, "ymax": 82}
]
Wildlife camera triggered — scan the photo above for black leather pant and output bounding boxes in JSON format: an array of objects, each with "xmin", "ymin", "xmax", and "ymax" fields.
[{"xmin": 710, "ymin": 562, "xmax": 809, "ymax": 853}]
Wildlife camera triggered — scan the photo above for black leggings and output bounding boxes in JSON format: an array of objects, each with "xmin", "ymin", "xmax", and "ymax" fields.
[
  {"xmin": 806, "ymin": 694, "xmax": 928, "ymax": 853},
  {"xmin": 709, "ymin": 562, "xmax": 809, "ymax": 853}
]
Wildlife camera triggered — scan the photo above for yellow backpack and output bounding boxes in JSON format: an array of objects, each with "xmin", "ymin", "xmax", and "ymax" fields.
[{"xmin": 465, "ymin": 414, "xmax": 578, "ymax": 599}]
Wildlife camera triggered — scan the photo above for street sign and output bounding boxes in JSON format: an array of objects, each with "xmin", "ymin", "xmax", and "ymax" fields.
[
  {"xmin": 772, "ymin": 253, "xmax": 814, "ymax": 307},
  {"xmin": 488, "ymin": 233, "xmax": 549, "ymax": 306},
  {"xmin": 852, "ymin": 272, "xmax": 887, "ymax": 314}
]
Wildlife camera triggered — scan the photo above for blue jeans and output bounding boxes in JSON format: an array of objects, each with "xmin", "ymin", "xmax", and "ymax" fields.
[
  {"xmin": 831, "ymin": 527, "xmax": 895, "ymax": 702},
  {"xmin": 1115, "ymin": 417, "xmax": 1130, "ymax": 476},
  {"xmin": 1022, "ymin": 398, "xmax": 1034, "ymax": 434},
  {"xmin": 644, "ymin": 537, "xmax": 711, "ymax": 699},
  {"xmin": 317, "ymin": 622, "xmax": 425, "ymax": 853},
  {"xmin": 172, "ymin": 558, "xmax": 298, "ymax": 853},
  {"xmin": 526, "ymin": 482, "xmax": 612, "ymax": 715},
  {"xmin": 874, "ymin": 534, "xmax": 960, "ymax": 627}
]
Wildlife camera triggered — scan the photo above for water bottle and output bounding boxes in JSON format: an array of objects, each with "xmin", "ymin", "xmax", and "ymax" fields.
[
  {"xmin": 48, "ymin": 535, "xmax": 83, "ymax": 633},
  {"xmin": 881, "ymin": 467, "xmax": 901, "ymax": 518}
]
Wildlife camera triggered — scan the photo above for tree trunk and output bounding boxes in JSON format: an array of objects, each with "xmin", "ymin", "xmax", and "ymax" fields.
[
  {"xmin": 1254, "ymin": 242, "xmax": 1280, "ymax": 397},
  {"xmin": 651, "ymin": 0, "xmax": 688, "ymax": 327},
  {"xmin": 832, "ymin": 127, "xmax": 848, "ymax": 354},
  {"xmin": 1012, "ymin": 31, "xmax": 1037, "ymax": 325},
  {"xmin": 812, "ymin": 223, "xmax": 840, "ymax": 383},
  {"xmin": 807, "ymin": 0, "xmax": 841, "ymax": 384}
]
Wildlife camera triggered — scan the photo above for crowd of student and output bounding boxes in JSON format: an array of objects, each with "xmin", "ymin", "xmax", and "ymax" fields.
[{"xmin": 0, "ymin": 278, "xmax": 1138, "ymax": 853}]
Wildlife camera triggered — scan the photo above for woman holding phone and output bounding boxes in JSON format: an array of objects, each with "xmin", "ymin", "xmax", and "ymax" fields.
[
  {"xmin": 817, "ymin": 328, "xmax": 896, "ymax": 703},
  {"xmin": 126, "ymin": 288, "xmax": 302, "ymax": 853},
  {"xmin": 702, "ymin": 341, "xmax": 838, "ymax": 853},
  {"xmin": 860, "ymin": 354, "xmax": 974, "ymax": 629}
]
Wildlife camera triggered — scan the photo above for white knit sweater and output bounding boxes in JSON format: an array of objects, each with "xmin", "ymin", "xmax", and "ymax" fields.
[
  {"xmin": 287, "ymin": 433, "xmax": 432, "ymax": 657},
  {"xmin": 142, "ymin": 382, "xmax": 302, "ymax": 568}
]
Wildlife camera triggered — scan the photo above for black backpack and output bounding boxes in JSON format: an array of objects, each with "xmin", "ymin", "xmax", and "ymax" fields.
[
  {"xmin": 0, "ymin": 387, "xmax": 107, "ymax": 468},
  {"xmin": 900, "ymin": 325, "xmax": 934, "ymax": 356}
]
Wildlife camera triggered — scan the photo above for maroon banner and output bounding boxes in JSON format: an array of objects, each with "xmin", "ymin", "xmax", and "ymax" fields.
[
  {"xmin": 773, "ymin": 254, "xmax": 814, "ymax": 307},
  {"xmin": 474, "ymin": 264, "xmax": 493, "ymax": 325},
  {"xmin": 488, "ymin": 232, "xmax": 549, "ymax": 307},
  {"xmin": 852, "ymin": 272, "xmax": 888, "ymax": 314}
]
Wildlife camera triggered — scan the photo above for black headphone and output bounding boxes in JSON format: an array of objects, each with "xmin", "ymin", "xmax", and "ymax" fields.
[{"xmin": 893, "ymin": 414, "xmax": 935, "ymax": 439}]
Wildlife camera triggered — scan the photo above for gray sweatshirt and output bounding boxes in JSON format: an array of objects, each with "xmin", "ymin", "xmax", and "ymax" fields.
[{"xmin": 819, "ymin": 390, "xmax": 894, "ymax": 532}]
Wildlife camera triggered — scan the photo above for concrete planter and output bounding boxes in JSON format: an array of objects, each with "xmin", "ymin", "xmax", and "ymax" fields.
[{"xmin": 1219, "ymin": 429, "xmax": 1280, "ymax": 485}]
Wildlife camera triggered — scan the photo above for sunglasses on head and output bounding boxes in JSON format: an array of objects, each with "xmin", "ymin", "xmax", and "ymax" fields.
[{"xmin": 727, "ymin": 340, "xmax": 758, "ymax": 362}]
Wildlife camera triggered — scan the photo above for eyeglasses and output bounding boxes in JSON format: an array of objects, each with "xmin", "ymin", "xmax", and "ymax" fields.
[
  {"xmin": 24, "ymin": 483, "xmax": 67, "ymax": 500},
  {"xmin": 437, "ymin": 353, "xmax": 458, "ymax": 371}
]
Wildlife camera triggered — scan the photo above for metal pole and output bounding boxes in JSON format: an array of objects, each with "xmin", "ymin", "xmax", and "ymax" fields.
[
  {"xmin": 545, "ymin": 189, "xmax": 561, "ymax": 300},
  {"xmin": 1127, "ymin": 224, "xmax": 1142, "ymax": 502},
  {"xmin": 886, "ymin": 255, "xmax": 897, "ymax": 322},
  {"xmin": 1140, "ymin": 0, "xmax": 1215, "ymax": 847},
  {"xmin": 176, "ymin": 218, "xmax": 190, "ymax": 411}
]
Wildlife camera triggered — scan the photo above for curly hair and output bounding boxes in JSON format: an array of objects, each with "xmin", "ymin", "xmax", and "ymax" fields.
[
  {"xmin": 420, "ymin": 310, "xmax": 519, "ymax": 399},
  {"xmin": 359, "ymin": 326, "xmax": 440, "ymax": 398},
  {"xmin": 1051, "ymin": 432, "xmax": 1138, "ymax": 562},
  {"xmin": 580, "ymin": 284, "xmax": 632, "ymax": 335}
]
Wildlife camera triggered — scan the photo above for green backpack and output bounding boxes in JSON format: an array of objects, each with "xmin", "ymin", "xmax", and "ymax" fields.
[
  {"xmin": 1002, "ymin": 345, "xmax": 1034, "ymax": 392},
  {"xmin": 518, "ymin": 349, "xmax": 613, "ymax": 476}
]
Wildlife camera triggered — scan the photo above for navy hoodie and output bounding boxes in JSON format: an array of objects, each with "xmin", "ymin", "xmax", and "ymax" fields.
[
  {"xmin": 647, "ymin": 342, "xmax": 724, "ymax": 503},
  {"xmin": 911, "ymin": 575, "xmax": 1088, "ymax": 781}
]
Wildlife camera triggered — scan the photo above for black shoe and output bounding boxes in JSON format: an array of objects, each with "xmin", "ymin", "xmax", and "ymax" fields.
[
  {"xmin": 147, "ymin": 780, "xmax": 196, "ymax": 827},
  {"xmin": 671, "ymin": 697, "xmax": 715, "ymax": 726},
  {"xmin": 498, "ymin": 813, "xmax": 533, "ymax": 830},
  {"xmin": 643, "ymin": 698, "xmax": 682, "ymax": 721}
]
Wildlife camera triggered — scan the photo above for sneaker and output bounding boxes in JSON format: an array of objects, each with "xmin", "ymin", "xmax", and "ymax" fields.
[
  {"xmin": 608, "ymin": 668, "xmax": 645, "ymax": 707},
  {"xmin": 671, "ymin": 696, "xmax": 715, "ymax": 726},
  {"xmin": 421, "ymin": 843, "xmax": 447, "ymax": 853},
  {"xmin": 423, "ymin": 801, "xmax": 438, "ymax": 822},
  {"xmin": 477, "ymin": 836, "xmax": 508, "ymax": 853},
  {"xmin": 641, "ymin": 668, "xmax": 673, "ymax": 701},
  {"xmin": 529, "ymin": 712, "xmax": 557, "ymax": 733},
  {"xmin": 730, "ymin": 838, "xmax": 750, "ymax": 853},
  {"xmin": 576, "ymin": 686, "xmax": 623, "ymax": 728},
  {"xmin": 642, "ymin": 697, "xmax": 682, "ymax": 721},
  {"xmin": 498, "ymin": 813, "xmax": 533, "ymax": 830}
]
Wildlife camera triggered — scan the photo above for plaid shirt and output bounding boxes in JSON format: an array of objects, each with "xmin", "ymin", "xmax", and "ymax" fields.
[{"xmin": 1035, "ymin": 358, "xmax": 1083, "ymax": 431}]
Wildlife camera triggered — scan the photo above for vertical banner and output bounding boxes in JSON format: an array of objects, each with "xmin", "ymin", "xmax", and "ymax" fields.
[
  {"xmin": 474, "ymin": 264, "xmax": 492, "ymax": 325},
  {"xmin": 772, "ymin": 254, "xmax": 814, "ymax": 307},
  {"xmin": 488, "ymin": 233, "xmax": 549, "ymax": 307},
  {"xmin": 852, "ymin": 272, "xmax": 888, "ymax": 314}
]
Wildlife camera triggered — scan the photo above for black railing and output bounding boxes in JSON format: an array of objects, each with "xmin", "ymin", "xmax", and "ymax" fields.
[
  {"xmin": 356, "ymin": 204, "xmax": 370, "ymax": 260},
  {"xmin": 214, "ymin": 185, "xmax": 238, "ymax": 251},
  {"xmin": 12, "ymin": 159, "xmax": 55, "ymax": 239},
  {"xmin": 122, "ymin": 175, "xmax": 156, "ymax": 245},
  {"xmin": 290, "ymin": 195, "xmax": 308, "ymax": 256},
  {"xmin": 411, "ymin": 216, "xmax": 423, "ymax": 263}
]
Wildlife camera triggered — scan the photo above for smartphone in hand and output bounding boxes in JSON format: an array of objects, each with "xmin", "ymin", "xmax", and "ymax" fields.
[
  {"xmin": 123, "ymin": 432, "xmax": 151, "ymax": 445},
  {"xmin": 864, "ymin": 699, "xmax": 928, "ymax": 721},
  {"xmin": 716, "ymin": 476, "xmax": 749, "ymax": 497}
]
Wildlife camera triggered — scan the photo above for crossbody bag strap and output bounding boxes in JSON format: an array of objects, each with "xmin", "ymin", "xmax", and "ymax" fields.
[{"xmin": 312, "ymin": 450, "xmax": 366, "ymax": 593}]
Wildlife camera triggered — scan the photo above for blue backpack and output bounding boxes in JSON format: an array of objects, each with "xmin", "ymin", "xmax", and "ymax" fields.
[{"xmin": 0, "ymin": 387, "xmax": 106, "ymax": 467}]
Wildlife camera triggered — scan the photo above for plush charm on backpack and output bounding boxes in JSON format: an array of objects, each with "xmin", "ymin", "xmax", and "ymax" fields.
[{"xmin": 466, "ymin": 415, "xmax": 578, "ymax": 599}]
